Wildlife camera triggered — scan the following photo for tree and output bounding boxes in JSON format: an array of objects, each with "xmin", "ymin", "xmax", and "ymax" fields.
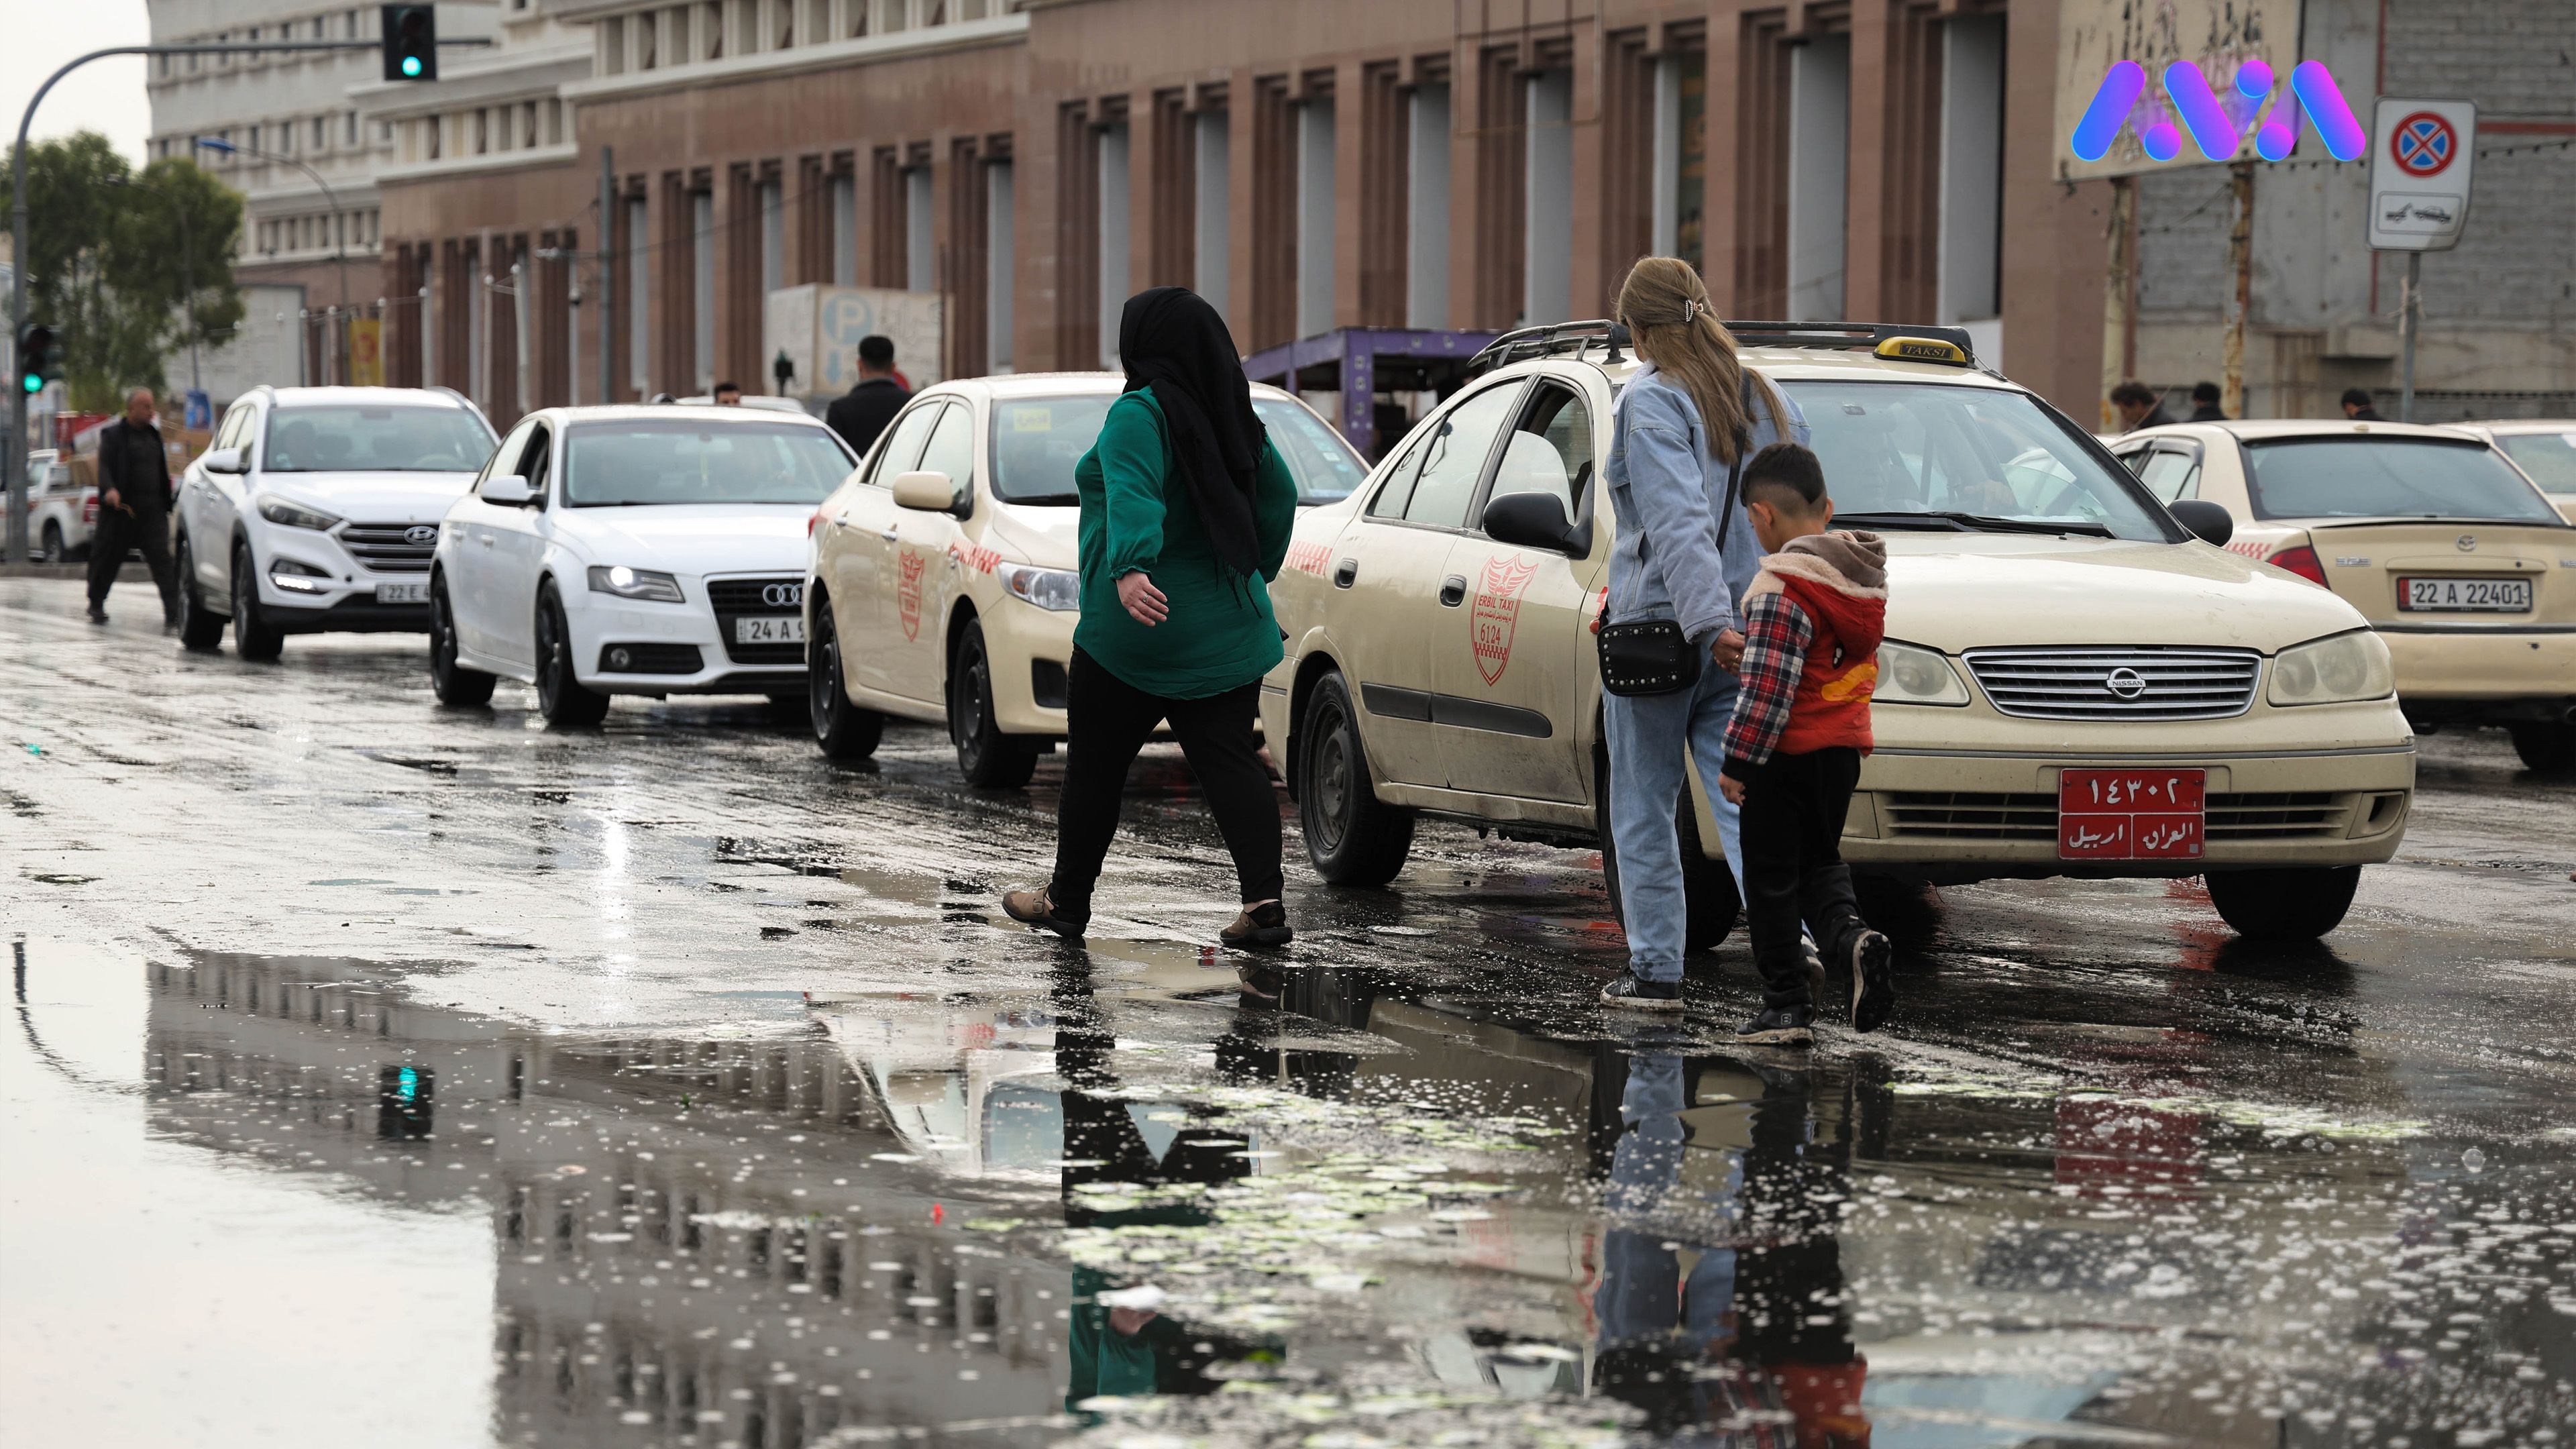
[{"xmin": 11, "ymin": 131, "xmax": 243, "ymax": 411}]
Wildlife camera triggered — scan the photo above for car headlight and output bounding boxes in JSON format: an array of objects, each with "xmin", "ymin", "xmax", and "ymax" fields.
[
  {"xmin": 586, "ymin": 565, "xmax": 686, "ymax": 604},
  {"xmin": 998, "ymin": 561, "xmax": 1081, "ymax": 612},
  {"xmin": 257, "ymin": 496, "xmax": 341, "ymax": 531},
  {"xmin": 1875, "ymin": 639, "xmax": 1971, "ymax": 705},
  {"xmin": 2267, "ymin": 629, "xmax": 2394, "ymax": 707}
]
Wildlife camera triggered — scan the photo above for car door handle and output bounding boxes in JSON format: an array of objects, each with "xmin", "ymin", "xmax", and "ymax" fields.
[
  {"xmin": 878, "ymin": 527, "xmax": 899, "ymax": 541},
  {"xmin": 1333, "ymin": 558, "xmax": 1358, "ymax": 588},
  {"xmin": 1439, "ymin": 575, "xmax": 1468, "ymax": 607}
]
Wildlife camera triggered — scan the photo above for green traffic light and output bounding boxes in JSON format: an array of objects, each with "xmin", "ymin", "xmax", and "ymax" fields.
[
  {"xmin": 402, "ymin": 56, "xmax": 421, "ymax": 76},
  {"xmin": 21, "ymin": 376, "xmax": 39, "ymax": 394}
]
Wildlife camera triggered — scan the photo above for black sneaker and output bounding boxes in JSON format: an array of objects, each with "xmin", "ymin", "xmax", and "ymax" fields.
[
  {"xmin": 86, "ymin": 606, "xmax": 107, "ymax": 624},
  {"xmin": 1220, "ymin": 900, "xmax": 1293, "ymax": 950},
  {"xmin": 1000, "ymin": 888, "xmax": 1085, "ymax": 941},
  {"xmin": 1848, "ymin": 928, "xmax": 1894, "ymax": 1033},
  {"xmin": 1734, "ymin": 1005, "xmax": 1815, "ymax": 1045},
  {"xmin": 1600, "ymin": 973, "xmax": 1684, "ymax": 1012}
]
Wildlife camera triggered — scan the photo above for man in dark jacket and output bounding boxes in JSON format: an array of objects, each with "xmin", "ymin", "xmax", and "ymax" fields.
[
  {"xmin": 2188, "ymin": 380, "xmax": 2228, "ymax": 421},
  {"xmin": 88, "ymin": 388, "xmax": 180, "ymax": 626},
  {"xmin": 2342, "ymin": 387, "xmax": 2383, "ymax": 421},
  {"xmin": 2109, "ymin": 380, "xmax": 2176, "ymax": 433},
  {"xmin": 824, "ymin": 335, "xmax": 910, "ymax": 458}
]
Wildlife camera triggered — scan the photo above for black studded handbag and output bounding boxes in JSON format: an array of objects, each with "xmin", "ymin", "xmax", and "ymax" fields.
[{"xmin": 1595, "ymin": 431, "xmax": 1746, "ymax": 697}]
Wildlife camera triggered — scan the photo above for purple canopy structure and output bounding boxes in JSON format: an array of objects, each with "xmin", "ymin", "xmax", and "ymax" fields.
[{"xmin": 1242, "ymin": 327, "xmax": 1503, "ymax": 460}]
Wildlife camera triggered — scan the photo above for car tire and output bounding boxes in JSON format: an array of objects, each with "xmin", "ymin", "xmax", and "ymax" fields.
[
  {"xmin": 533, "ymin": 581, "xmax": 610, "ymax": 727},
  {"xmin": 230, "ymin": 541, "xmax": 284, "ymax": 661},
  {"xmin": 1593, "ymin": 746, "xmax": 1739, "ymax": 953},
  {"xmin": 949, "ymin": 618, "xmax": 1039, "ymax": 788},
  {"xmin": 2204, "ymin": 865, "xmax": 2361, "ymax": 941},
  {"xmin": 808, "ymin": 593, "xmax": 883, "ymax": 761},
  {"xmin": 2507, "ymin": 722, "xmax": 2576, "ymax": 775},
  {"xmin": 173, "ymin": 535, "xmax": 227, "ymax": 651},
  {"xmin": 40, "ymin": 522, "xmax": 64, "ymax": 564},
  {"xmin": 1297, "ymin": 670, "xmax": 1414, "ymax": 887},
  {"xmin": 428, "ymin": 572, "xmax": 495, "ymax": 707}
]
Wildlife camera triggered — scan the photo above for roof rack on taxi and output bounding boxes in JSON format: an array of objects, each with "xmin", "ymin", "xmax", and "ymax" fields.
[{"xmin": 1464, "ymin": 318, "xmax": 1980, "ymax": 376}]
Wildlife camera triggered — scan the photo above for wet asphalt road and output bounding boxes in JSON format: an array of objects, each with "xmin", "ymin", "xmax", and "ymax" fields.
[{"xmin": 5, "ymin": 578, "xmax": 2575, "ymax": 1449}]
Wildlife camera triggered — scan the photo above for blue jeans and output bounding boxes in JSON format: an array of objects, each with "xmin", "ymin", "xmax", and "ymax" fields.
[
  {"xmin": 1603, "ymin": 666, "xmax": 1748, "ymax": 984},
  {"xmin": 1597, "ymin": 1054, "xmax": 1740, "ymax": 1354}
]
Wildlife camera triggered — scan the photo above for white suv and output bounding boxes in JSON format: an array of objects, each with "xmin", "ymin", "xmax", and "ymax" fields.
[{"xmin": 172, "ymin": 386, "xmax": 497, "ymax": 657}]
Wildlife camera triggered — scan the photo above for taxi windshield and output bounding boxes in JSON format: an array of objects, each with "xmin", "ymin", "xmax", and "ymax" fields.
[
  {"xmin": 561, "ymin": 420, "xmax": 855, "ymax": 506},
  {"xmin": 1780, "ymin": 380, "xmax": 2171, "ymax": 541},
  {"xmin": 987, "ymin": 393, "xmax": 1368, "ymax": 505},
  {"xmin": 2241, "ymin": 437, "xmax": 2564, "ymax": 523},
  {"xmin": 262, "ymin": 406, "xmax": 495, "ymax": 473},
  {"xmin": 2491, "ymin": 431, "xmax": 2576, "ymax": 497}
]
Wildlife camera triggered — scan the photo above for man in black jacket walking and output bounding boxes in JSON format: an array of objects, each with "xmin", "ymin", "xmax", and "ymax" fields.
[
  {"xmin": 88, "ymin": 388, "xmax": 181, "ymax": 626},
  {"xmin": 823, "ymin": 335, "xmax": 910, "ymax": 458}
]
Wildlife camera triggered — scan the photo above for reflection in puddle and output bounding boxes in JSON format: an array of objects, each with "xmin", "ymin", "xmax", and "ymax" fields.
[{"xmin": 7, "ymin": 940, "xmax": 2571, "ymax": 1446}]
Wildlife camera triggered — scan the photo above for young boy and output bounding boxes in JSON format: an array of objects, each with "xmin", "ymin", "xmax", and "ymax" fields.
[{"xmin": 1715, "ymin": 443, "xmax": 1894, "ymax": 1045}]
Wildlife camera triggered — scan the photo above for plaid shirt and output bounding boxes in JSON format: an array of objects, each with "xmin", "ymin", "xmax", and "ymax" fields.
[{"xmin": 1721, "ymin": 589, "xmax": 1813, "ymax": 776}]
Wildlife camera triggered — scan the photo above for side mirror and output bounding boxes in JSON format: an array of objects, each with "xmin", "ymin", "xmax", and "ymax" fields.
[
  {"xmin": 2168, "ymin": 498, "xmax": 2234, "ymax": 547},
  {"xmin": 202, "ymin": 447, "xmax": 247, "ymax": 475},
  {"xmin": 1481, "ymin": 490, "xmax": 1583, "ymax": 555},
  {"xmin": 892, "ymin": 470, "xmax": 962, "ymax": 513},
  {"xmin": 478, "ymin": 474, "xmax": 536, "ymax": 506}
]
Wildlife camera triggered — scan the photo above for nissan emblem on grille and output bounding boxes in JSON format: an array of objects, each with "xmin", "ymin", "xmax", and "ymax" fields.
[
  {"xmin": 405, "ymin": 525, "xmax": 439, "ymax": 547},
  {"xmin": 2104, "ymin": 667, "xmax": 2149, "ymax": 700},
  {"xmin": 761, "ymin": 582, "xmax": 802, "ymax": 608}
]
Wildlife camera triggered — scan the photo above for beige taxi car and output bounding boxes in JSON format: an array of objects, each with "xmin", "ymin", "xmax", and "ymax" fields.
[
  {"xmin": 2453, "ymin": 419, "xmax": 2576, "ymax": 525},
  {"xmin": 1266, "ymin": 322, "xmax": 2414, "ymax": 943},
  {"xmin": 2112, "ymin": 419, "xmax": 2575, "ymax": 774},
  {"xmin": 805, "ymin": 373, "xmax": 1368, "ymax": 785}
]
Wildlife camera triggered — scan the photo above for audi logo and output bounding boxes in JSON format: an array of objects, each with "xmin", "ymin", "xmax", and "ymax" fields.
[
  {"xmin": 761, "ymin": 582, "xmax": 804, "ymax": 608},
  {"xmin": 405, "ymin": 525, "xmax": 439, "ymax": 547},
  {"xmin": 2104, "ymin": 666, "xmax": 2149, "ymax": 700}
]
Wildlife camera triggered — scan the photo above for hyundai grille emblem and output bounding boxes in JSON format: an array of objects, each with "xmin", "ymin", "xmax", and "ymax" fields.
[
  {"xmin": 2456, "ymin": 534, "xmax": 2478, "ymax": 552},
  {"xmin": 2104, "ymin": 666, "xmax": 2149, "ymax": 700},
  {"xmin": 760, "ymin": 582, "xmax": 802, "ymax": 608},
  {"xmin": 405, "ymin": 525, "xmax": 439, "ymax": 547}
]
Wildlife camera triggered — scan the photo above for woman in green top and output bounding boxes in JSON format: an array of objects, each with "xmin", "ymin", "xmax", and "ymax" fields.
[{"xmin": 1004, "ymin": 287, "xmax": 1301, "ymax": 947}]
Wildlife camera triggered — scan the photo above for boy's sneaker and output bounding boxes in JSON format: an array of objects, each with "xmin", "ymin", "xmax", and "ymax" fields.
[
  {"xmin": 1001, "ymin": 888, "xmax": 1085, "ymax": 941},
  {"xmin": 1734, "ymin": 1005, "xmax": 1815, "ymax": 1045},
  {"xmin": 1848, "ymin": 928, "xmax": 1894, "ymax": 1033},
  {"xmin": 1601, "ymin": 973, "xmax": 1684, "ymax": 1012},
  {"xmin": 1220, "ymin": 900, "xmax": 1294, "ymax": 950}
]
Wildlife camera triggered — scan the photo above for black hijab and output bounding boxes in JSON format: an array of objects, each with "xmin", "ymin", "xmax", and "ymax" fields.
[{"xmin": 1118, "ymin": 286, "xmax": 1267, "ymax": 580}]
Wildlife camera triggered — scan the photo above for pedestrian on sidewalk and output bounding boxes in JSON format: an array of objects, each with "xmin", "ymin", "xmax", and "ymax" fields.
[
  {"xmin": 1715, "ymin": 443, "xmax": 1895, "ymax": 1045},
  {"xmin": 1597, "ymin": 256, "xmax": 1809, "ymax": 1012},
  {"xmin": 87, "ymin": 388, "xmax": 181, "ymax": 627},
  {"xmin": 1002, "ymin": 286, "xmax": 1301, "ymax": 949}
]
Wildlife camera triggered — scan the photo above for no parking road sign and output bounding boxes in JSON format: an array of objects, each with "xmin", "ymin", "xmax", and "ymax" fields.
[{"xmin": 2369, "ymin": 98, "xmax": 2476, "ymax": 251}]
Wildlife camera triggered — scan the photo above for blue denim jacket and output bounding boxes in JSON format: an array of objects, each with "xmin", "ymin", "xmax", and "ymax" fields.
[{"xmin": 1603, "ymin": 364, "xmax": 1810, "ymax": 643}]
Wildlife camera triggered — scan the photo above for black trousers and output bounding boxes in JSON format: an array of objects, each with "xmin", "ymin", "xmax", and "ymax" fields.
[
  {"xmin": 86, "ymin": 504, "xmax": 178, "ymax": 617},
  {"xmin": 1048, "ymin": 647, "xmax": 1283, "ymax": 922},
  {"xmin": 1739, "ymin": 745, "xmax": 1867, "ymax": 1008}
]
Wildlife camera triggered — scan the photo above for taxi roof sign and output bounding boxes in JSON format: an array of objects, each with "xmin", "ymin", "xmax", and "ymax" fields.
[{"xmin": 1874, "ymin": 335, "xmax": 1972, "ymax": 366}]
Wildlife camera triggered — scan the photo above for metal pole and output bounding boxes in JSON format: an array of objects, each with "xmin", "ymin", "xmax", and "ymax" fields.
[
  {"xmin": 2222, "ymin": 160, "xmax": 2253, "ymax": 420},
  {"xmin": 2399, "ymin": 251, "xmax": 2420, "ymax": 424},
  {"xmin": 598, "ymin": 146, "xmax": 614, "ymax": 405},
  {"xmin": 2098, "ymin": 175, "xmax": 2135, "ymax": 433}
]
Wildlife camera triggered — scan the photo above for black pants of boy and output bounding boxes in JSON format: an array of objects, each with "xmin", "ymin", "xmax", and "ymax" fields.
[
  {"xmin": 1739, "ymin": 745, "xmax": 1867, "ymax": 1009},
  {"xmin": 86, "ymin": 503, "xmax": 178, "ymax": 619},
  {"xmin": 1048, "ymin": 647, "xmax": 1283, "ymax": 924}
]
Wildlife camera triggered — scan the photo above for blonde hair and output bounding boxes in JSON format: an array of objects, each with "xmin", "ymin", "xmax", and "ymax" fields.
[{"xmin": 1615, "ymin": 256, "xmax": 1782, "ymax": 465}]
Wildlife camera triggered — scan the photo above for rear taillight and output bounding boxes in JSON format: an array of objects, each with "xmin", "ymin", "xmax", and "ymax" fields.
[
  {"xmin": 2265, "ymin": 543, "xmax": 2328, "ymax": 587},
  {"xmin": 82, "ymin": 496, "xmax": 98, "ymax": 523}
]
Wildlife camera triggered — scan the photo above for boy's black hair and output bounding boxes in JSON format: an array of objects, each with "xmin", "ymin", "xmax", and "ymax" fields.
[
  {"xmin": 858, "ymin": 334, "xmax": 897, "ymax": 368},
  {"xmin": 1741, "ymin": 441, "xmax": 1827, "ymax": 513},
  {"xmin": 2341, "ymin": 386, "xmax": 2373, "ymax": 409}
]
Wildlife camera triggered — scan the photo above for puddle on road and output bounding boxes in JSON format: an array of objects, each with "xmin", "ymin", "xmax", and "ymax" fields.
[{"xmin": 8, "ymin": 937, "xmax": 2576, "ymax": 1448}]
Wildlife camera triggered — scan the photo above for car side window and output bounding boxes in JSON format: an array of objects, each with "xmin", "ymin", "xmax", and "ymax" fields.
[
  {"xmin": 517, "ymin": 424, "xmax": 553, "ymax": 504},
  {"xmin": 1484, "ymin": 384, "xmax": 1591, "ymax": 521},
  {"xmin": 866, "ymin": 402, "xmax": 944, "ymax": 487},
  {"xmin": 2138, "ymin": 448, "xmax": 2199, "ymax": 502},
  {"xmin": 211, "ymin": 405, "xmax": 248, "ymax": 453},
  {"xmin": 480, "ymin": 419, "xmax": 538, "ymax": 486},
  {"xmin": 2115, "ymin": 445, "xmax": 2149, "ymax": 477},
  {"xmin": 915, "ymin": 402, "xmax": 974, "ymax": 490},
  {"xmin": 1395, "ymin": 384, "xmax": 1523, "ymax": 531},
  {"xmin": 1366, "ymin": 425, "xmax": 1436, "ymax": 521}
]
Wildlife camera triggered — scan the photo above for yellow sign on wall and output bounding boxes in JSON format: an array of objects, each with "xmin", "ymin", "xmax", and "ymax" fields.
[{"xmin": 348, "ymin": 319, "xmax": 384, "ymax": 387}]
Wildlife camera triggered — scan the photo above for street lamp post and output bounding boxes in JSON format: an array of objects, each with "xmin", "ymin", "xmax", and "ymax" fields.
[{"xmin": 195, "ymin": 136, "xmax": 346, "ymax": 386}]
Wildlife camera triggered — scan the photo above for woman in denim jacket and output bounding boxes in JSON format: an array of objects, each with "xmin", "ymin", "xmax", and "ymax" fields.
[{"xmin": 1598, "ymin": 257, "xmax": 1809, "ymax": 1010}]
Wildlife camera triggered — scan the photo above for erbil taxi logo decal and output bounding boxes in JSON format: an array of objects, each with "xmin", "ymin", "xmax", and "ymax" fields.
[
  {"xmin": 896, "ymin": 549, "xmax": 928, "ymax": 641},
  {"xmin": 1470, "ymin": 554, "xmax": 1542, "ymax": 686},
  {"xmin": 1285, "ymin": 541, "xmax": 1334, "ymax": 576}
]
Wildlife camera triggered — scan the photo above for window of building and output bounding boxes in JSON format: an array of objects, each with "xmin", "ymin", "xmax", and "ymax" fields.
[
  {"xmin": 692, "ymin": 189, "xmax": 716, "ymax": 391},
  {"xmin": 1296, "ymin": 97, "xmax": 1334, "ymax": 339},
  {"xmin": 475, "ymin": 109, "xmax": 490, "ymax": 155},
  {"xmin": 1523, "ymin": 68, "xmax": 1572, "ymax": 326},
  {"xmin": 702, "ymin": 1, "xmax": 722, "ymax": 61},
  {"xmin": 640, "ymin": 11, "xmax": 659, "ymax": 68},
  {"xmin": 831, "ymin": 171, "xmax": 857, "ymax": 285},
  {"xmin": 1407, "ymin": 83, "xmax": 1451, "ymax": 329},
  {"xmin": 1195, "ymin": 109, "xmax": 1230, "ymax": 317},
  {"xmin": 349, "ymin": 113, "xmax": 360, "ymax": 148},
  {"xmin": 759, "ymin": 177, "xmax": 785, "ymax": 297},
  {"xmin": 521, "ymin": 102, "xmax": 539, "ymax": 149},
  {"xmin": 986, "ymin": 159, "xmax": 1014, "ymax": 372},
  {"xmin": 602, "ymin": 17, "xmax": 625, "ymax": 74},
  {"xmin": 1097, "ymin": 123, "xmax": 1128, "ymax": 367},
  {"xmin": 1786, "ymin": 36, "xmax": 1851, "ymax": 322},
  {"xmin": 626, "ymin": 195, "xmax": 651, "ymax": 393},
  {"xmin": 907, "ymin": 164, "xmax": 935, "ymax": 292}
]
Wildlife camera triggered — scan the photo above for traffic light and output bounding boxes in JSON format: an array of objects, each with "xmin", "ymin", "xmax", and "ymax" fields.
[
  {"xmin": 15, "ymin": 323, "xmax": 64, "ymax": 396},
  {"xmin": 381, "ymin": 5, "xmax": 437, "ymax": 83}
]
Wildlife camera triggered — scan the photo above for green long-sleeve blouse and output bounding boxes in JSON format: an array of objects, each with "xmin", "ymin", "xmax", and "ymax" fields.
[{"xmin": 1072, "ymin": 389, "xmax": 1299, "ymax": 699}]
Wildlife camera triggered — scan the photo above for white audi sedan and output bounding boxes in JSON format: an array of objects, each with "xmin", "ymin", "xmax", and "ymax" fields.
[{"xmin": 427, "ymin": 405, "xmax": 858, "ymax": 725}]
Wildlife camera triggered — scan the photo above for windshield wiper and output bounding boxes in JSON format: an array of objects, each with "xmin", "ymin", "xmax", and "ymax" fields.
[
  {"xmin": 1838, "ymin": 510, "xmax": 2113, "ymax": 537},
  {"xmin": 1006, "ymin": 492, "xmax": 1080, "ymax": 506}
]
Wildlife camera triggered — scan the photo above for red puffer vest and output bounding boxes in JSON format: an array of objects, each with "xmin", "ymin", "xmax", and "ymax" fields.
[{"xmin": 1749, "ymin": 532, "xmax": 1888, "ymax": 756}]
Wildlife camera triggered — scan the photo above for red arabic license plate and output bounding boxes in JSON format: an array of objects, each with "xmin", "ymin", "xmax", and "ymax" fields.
[{"xmin": 2059, "ymin": 767, "xmax": 2206, "ymax": 861}]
